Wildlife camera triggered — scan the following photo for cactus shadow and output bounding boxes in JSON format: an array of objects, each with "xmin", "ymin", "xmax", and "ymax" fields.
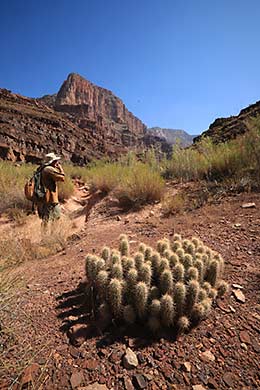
[{"xmin": 56, "ymin": 281, "xmax": 187, "ymax": 348}]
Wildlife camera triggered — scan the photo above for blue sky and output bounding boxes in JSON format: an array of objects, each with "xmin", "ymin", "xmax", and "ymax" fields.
[{"xmin": 1, "ymin": 0, "xmax": 260, "ymax": 134}]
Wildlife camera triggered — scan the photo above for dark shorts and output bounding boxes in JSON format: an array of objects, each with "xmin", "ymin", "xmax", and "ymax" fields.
[{"xmin": 37, "ymin": 203, "xmax": 61, "ymax": 222}]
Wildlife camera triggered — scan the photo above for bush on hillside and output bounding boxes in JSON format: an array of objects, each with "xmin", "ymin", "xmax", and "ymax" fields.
[
  {"xmin": 164, "ymin": 127, "xmax": 260, "ymax": 185},
  {"xmin": 85, "ymin": 234, "xmax": 228, "ymax": 334},
  {"xmin": 114, "ymin": 162, "xmax": 164, "ymax": 208}
]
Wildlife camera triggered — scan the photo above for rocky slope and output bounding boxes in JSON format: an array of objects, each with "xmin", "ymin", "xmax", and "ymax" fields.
[
  {"xmin": 148, "ymin": 127, "xmax": 195, "ymax": 147},
  {"xmin": 0, "ymin": 74, "xmax": 169, "ymax": 164},
  {"xmin": 194, "ymin": 100, "xmax": 260, "ymax": 144}
]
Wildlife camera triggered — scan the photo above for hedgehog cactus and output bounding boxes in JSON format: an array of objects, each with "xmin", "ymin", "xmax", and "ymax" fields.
[
  {"xmin": 111, "ymin": 264, "xmax": 123, "ymax": 280},
  {"xmin": 134, "ymin": 252, "xmax": 144, "ymax": 270},
  {"xmin": 144, "ymin": 246, "xmax": 153, "ymax": 261},
  {"xmin": 108, "ymin": 278, "xmax": 122, "ymax": 317},
  {"xmin": 101, "ymin": 247, "xmax": 110, "ymax": 262},
  {"xmin": 173, "ymin": 263, "xmax": 185, "ymax": 282},
  {"xmin": 120, "ymin": 238, "xmax": 130, "ymax": 257},
  {"xmin": 161, "ymin": 294, "xmax": 175, "ymax": 326},
  {"xmin": 186, "ymin": 267, "xmax": 199, "ymax": 281},
  {"xmin": 206, "ymin": 260, "xmax": 220, "ymax": 287},
  {"xmin": 160, "ymin": 269, "xmax": 174, "ymax": 294},
  {"xmin": 186, "ymin": 280, "xmax": 199, "ymax": 313},
  {"xmin": 139, "ymin": 263, "xmax": 152, "ymax": 286},
  {"xmin": 148, "ymin": 316, "xmax": 161, "ymax": 333},
  {"xmin": 84, "ymin": 233, "xmax": 228, "ymax": 335},
  {"xmin": 174, "ymin": 282, "xmax": 186, "ymax": 315},
  {"xmin": 135, "ymin": 282, "xmax": 148, "ymax": 318},
  {"xmin": 139, "ymin": 243, "xmax": 146, "ymax": 254},
  {"xmin": 123, "ymin": 305, "xmax": 136, "ymax": 324},
  {"xmin": 150, "ymin": 299, "xmax": 161, "ymax": 317}
]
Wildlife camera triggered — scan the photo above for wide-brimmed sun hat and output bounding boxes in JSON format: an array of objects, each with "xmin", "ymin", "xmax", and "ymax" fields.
[{"xmin": 44, "ymin": 152, "xmax": 61, "ymax": 165}]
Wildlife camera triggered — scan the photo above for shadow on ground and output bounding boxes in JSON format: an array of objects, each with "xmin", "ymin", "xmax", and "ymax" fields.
[{"xmin": 55, "ymin": 282, "xmax": 202, "ymax": 350}]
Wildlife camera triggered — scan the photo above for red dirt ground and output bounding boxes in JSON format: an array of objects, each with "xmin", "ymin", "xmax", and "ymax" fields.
[{"xmin": 1, "ymin": 187, "xmax": 260, "ymax": 390}]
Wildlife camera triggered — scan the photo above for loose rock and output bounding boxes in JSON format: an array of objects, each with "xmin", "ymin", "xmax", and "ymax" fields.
[
  {"xmin": 182, "ymin": 362, "xmax": 191, "ymax": 372},
  {"xmin": 70, "ymin": 371, "xmax": 84, "ymax": 388},
  {"xmin": 233, "ymin": 289, "xmax": 246, "ymax": 303},
  {"xmin": 239, "ymin": 331, "xmax": 251, "ymax": 344},
  {"xmin": 123, "ymin": 348, "xmax": 138, "ymax": 369},
  {"xmin": 241, "ymin": 203, "xmax": 256, "ymax": 208},
  {"xmin": 199, "ymin": 350, "xmax": 215, "ymax": 362},
  {"xmin": 133, "ymin": 374, "xmax": 147, "ymax": 389}
]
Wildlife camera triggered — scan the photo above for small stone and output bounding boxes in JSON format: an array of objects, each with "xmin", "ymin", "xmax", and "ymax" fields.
[
  {"xmin": 239, "ymin": 331, "xmax": 251, "ymax": 344},
  {"xmin": 233, "ymin": 289, "xmax": 246, "ymax": 303},
  {"xmin": 182, "ymin": 362, "xmax": 191, "ymax": 372},
  {"xmin": 68, "ymin": 324, "xmax": 93, "ymax": 346},
  {"xmin": 207, "ymin": 378, "xmax": 218, "ymax": 389},
  {"xmin": 133, "ymin": 374, "xmax": 147, "ymax": 389},
  {"xmin": 123, "ymin": 348, "xmax": 138, "ymax": 369},
  {"xmin": 109, "ymin": 350, "xmax": 124, "ymax": 363},
  {"xmin": 223, "ymin": 372, "xmax": 234, "ymax": 387},
  {"xmin": 199, "ymin": 350, "xmax": 215, "ymax": 362},
  {"xmin": 116, "ymin": 216, "xmax": 122, "ymax": 221},
  {"xmin": 123, "ymin": 376, "xmax": 135, "ymax": 390},
  {"xmin": 252, "ymin": 339, "xmax": 260, "ymax": 352},
  {"xmin": 232, "ymin": 283, "xmax": 243, "ymax": 289},
  {"xmin": 70, "ymin": 346, "xmax": 80, "ymax": 358},
  {"xmin": 241, "ymin": 343, "xmax": 248, "ymax": 351},
  {"xmin": 80, "ymin": 384, "xmax": 108, "ymax": 390},
  {"xmin": 229, "ymin": 305, "xmax": 236, "ymax": 313},
  {"xmin": 149, "ymin": 211, "xmax": 155, "ymax": 216},
  {"xmin": 70, "ymin": 371, "xmax": 84, "ymax": 388},
  {"xmin": 241, "ymin": 202, "xmax": 256, "ymax": 208},
  {"xmin": 192, "ymin": 385, "xmax": 206, "ymax": 390},
  {"xmin": 82, "ymin": 358, "xmax": 99, "ymax": 370},
  {"xmin": 20, "ymin": 364, "xmax": 39, "ymax": 388}
]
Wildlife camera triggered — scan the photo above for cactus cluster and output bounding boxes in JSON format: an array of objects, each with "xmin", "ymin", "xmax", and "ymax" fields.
[{"xmin": 85, "ymin": 234, "xmax": 228, "ymax": 334}]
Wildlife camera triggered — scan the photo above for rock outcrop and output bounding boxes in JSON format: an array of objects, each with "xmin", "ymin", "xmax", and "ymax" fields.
[
  {"xmin": 0, "ymin": 74, "xmax": 164, "ymax": 164},
  {"xmin": 193, "ymin": 100, "xmax": 260, "ymax": 144}
]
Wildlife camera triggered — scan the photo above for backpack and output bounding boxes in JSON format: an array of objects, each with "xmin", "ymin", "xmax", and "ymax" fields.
[{"xmin": 24, "ymin": 167, "xmax": 46, "ymax": 203}]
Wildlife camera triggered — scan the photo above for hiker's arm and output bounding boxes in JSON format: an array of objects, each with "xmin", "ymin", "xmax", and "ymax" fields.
[{"xmin": 43, "ymin": 166, "xmax": 65, "ymax": 182}]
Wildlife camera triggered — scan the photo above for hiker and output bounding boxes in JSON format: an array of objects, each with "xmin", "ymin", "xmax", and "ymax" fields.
[{"xmin": 37, "ymin": 152, "xmax": 65, "ymax": 226}]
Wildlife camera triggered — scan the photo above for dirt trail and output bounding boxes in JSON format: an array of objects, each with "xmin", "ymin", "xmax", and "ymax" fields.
[{"xmin": 1, "ymin": 188, "xmax": 260, "ymax": 390}]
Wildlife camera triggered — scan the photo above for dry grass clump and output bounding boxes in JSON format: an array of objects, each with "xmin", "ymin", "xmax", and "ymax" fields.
[
  {"xmin": 115, "ymin": 162, "xmax": 164, "ymax": 209},
  {"xmin": 85, "ymin": 234, "xmax": 228, "ymax": 335},
  {"xmin": 0, "ymin": 162, "xmax": 75, "ymax": 215},
  {"xmin": 164, "ymin": 127, "xmax": 260, "ymax": 186},
  {"xmin": 0, "ymin": 216, "xmax": 73, "ymax": 272}
]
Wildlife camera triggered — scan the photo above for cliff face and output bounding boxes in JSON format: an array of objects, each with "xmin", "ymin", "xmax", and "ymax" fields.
[
  {"xmin": 54, "ymin": 73, "xmax": 146, "ymax": 136},
  {"xmin": 0, "ymin": 88, "xmax": 102, "ymax": 164},
  {"xmin": 0, "ymin": 73, "xmax": 168, "ymax": 164},
  {"xmin": 193, "ymin": 100, "xmax": 260, "ymax": 144}
]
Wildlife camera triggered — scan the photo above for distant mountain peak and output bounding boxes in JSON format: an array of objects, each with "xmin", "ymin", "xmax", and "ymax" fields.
[{"xmin": 148, "ymin": 127, "xmax": 196, "ymax": 147}]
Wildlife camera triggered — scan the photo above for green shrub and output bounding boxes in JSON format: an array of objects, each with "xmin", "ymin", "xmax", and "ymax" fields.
[
  {"xmin": 164, "ymin": 127, "xmax": 260, "ymax": 185},
  {"xmin": 115, "ymin": 162, "xmax": 164, "ymax": 208},
  {"xmin": 85, "ymin": 233, "xmax": 228, "ymax": 335}
]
